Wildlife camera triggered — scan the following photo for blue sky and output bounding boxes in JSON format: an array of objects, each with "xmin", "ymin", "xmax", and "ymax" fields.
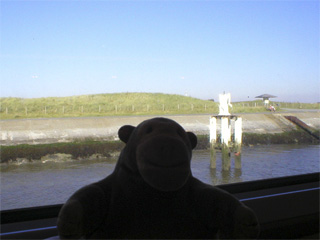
[{"xmin": 1, "ymin": 0, "xmax": 319, "ymax": 102}]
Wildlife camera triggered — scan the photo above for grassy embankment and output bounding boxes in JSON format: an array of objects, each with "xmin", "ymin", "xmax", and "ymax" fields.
[
  {"xmin": 4, "ymin": 92, "xmax": 317, "ymax": 120},
  {"xmin": 1, "ymin": 93, "xmax": 319, "ymax": 163},
  {"xmin": 0, "ymin": 93, "xmax": 216, "ymax": 119}
]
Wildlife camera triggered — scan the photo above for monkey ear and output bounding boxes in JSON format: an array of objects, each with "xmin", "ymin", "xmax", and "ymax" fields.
[
  {"xmin": 187, "ymin": 132, "xmax": 197, "ymax": 149},
  {"xmin": 118, "ymin": 125, "xmax": 135, "ymax": 143}
]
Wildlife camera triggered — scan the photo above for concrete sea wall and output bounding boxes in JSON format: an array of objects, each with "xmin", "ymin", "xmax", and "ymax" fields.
[{"xmin": 0, "ymin": 111, "xmax": 319, "ymax": 146}]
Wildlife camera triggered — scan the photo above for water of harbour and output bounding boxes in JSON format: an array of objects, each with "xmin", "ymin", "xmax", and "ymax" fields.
[{"xmin": 1, "ymin": 144, "xmax": 319, "ymax": 211}]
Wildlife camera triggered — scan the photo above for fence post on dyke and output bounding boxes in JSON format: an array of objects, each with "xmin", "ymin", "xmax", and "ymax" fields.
[
  {"xmin": 209, "ymin": 116, "xmax": 217, "ymax": 168},
  {"xmin": 99, "ymin": 105, "xmax": 101, "ymax": 113}
]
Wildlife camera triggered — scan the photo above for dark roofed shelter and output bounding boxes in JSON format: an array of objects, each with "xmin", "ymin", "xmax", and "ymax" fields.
[{"xmin": 255, "ymin": 94, "xmax": 277, "ymax": 106}]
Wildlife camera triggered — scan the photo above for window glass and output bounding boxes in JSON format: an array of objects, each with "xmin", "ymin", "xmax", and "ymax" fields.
[{"xmin": 1, "ymin": 1, "xmax": 319, "ymax": 210}]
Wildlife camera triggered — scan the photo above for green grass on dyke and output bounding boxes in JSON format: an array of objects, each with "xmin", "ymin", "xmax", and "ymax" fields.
[{"xmin": 0, "ymin": 93, "xmax": 318, "ymax": 120}]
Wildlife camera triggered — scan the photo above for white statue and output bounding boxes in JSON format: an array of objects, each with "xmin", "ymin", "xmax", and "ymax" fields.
[{"xmin": 219, "ymin": 93, "xmax": 232, "ymax": 115}]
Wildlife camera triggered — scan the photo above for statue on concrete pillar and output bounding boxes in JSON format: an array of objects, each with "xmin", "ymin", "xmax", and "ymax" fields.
[{"xmin": 219, "ymin": 93, "xmax": 232, "ymax": 115}]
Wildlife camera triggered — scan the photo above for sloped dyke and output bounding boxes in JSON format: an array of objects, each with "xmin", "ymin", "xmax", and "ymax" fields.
[{"xmin": 0, "ymin": 111, "xmax": 319, "ymax": 146}]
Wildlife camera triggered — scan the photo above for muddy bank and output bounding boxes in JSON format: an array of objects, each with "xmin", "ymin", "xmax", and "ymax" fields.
[
  {"xmin": 1, "ymin": 131, "xmax": 318, "ymax": 163},
  {"xmin": 198, "ymin": 130, "xmax": 319, "ymax": 148},
  {"xmin": 0, "ymin": 140, "xmax": 123, "ymax": 164},
  {"xmin": 1, "ymin": 111, "xmax": 319, "ymax": 146}
]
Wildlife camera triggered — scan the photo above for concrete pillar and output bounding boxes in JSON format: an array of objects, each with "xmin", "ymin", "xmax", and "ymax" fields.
[
  {"xmin": 234, "ymin": 147, "xmax": 242, "ymax": 169},
  {"xmin": 210, "ymin": 116, "xmax": 217, "ymax": 169},
  {"xmin": 221, "ymin": 117, "xmax": 231, "ymax": 170},
  {"xmin": 234, "ymin": 117, "xmax": 242, "ymax": 169},
  {"xmin": 221, "ymin": 165, "xmax": 231, "ymax": 181},
  {"xmin": 210, "ymin": 144, "xmax": 216, "ymax": 169},
  {"xmin": 221, "ymin": 117, "xmax": 230, "ymax": 145},
  {"xmin": 234, "ymin": 117, "xmax": 242, "ymax": 145},
  {"xmin": 209, "ymin": 114, "xmax": 242, "ymax": 171},
  {"xmin": 221, "ymin": 143, "xmax": 231, "ymax": 171},
  {"xmin": 228, "ymin": 118, "xmax": 232, "ymax": 142},
  {"xmin": 209, "ymin": 116, "xmax": 217, "ymax": 143}
]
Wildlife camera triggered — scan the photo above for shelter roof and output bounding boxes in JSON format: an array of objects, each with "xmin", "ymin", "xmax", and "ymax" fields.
[{"xmin": 255, "ymin": 94, "xmax": 277, "ymax": 98}]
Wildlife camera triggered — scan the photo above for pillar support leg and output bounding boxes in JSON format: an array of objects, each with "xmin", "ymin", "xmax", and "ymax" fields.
[{"xmin": 209, "ymin": 117, "xmax": 217, "ymax": 169}]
